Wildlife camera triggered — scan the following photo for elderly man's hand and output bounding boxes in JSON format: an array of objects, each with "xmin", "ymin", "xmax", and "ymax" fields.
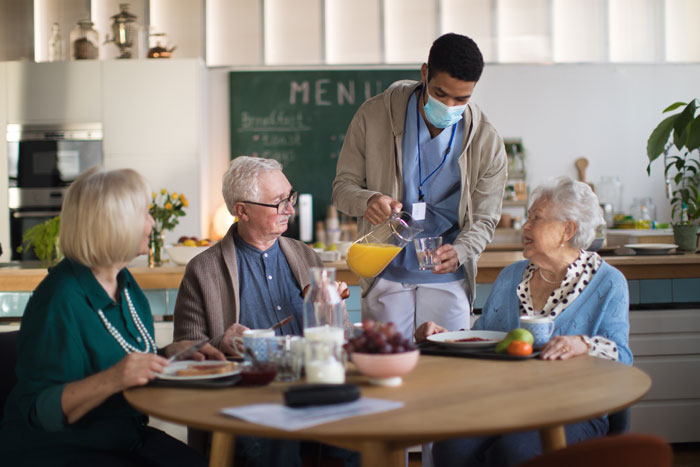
[
  {"xmin": 221, "ymin": 323, "xmax": 251, "ymax": 356},
  {"xmin": 432, "ymin": 244, "xmax": 460, "ymax": 274},
  {"xmin": 163, "ymin": 340, "xmax": 225, "ymax": 361},
  {"xmin": 415, "ymin": 321, "xmax": 447, "ymax": 343},
  {"xmin": 540, "ymin": 335, "xmax": 588, "ymax": 360},
  {"xmin": 365, "ymin": 194, "xmax": 402, "ymax": 225}
]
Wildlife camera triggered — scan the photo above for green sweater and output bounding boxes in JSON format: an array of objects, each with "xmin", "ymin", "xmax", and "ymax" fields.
[{"xmin": 0, "ymin": 259, "xmax": 155, "ymax": 466}]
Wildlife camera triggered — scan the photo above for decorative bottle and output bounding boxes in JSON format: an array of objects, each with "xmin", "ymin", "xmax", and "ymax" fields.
[{"xmin": 48, "ymin": 23, "xmax": 64, "ymax": 62}]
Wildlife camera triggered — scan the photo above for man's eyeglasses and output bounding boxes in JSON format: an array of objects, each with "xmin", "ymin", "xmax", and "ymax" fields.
[{"xmin": 242, "ymin": 190, "xmax": 298, "ymax": 214}]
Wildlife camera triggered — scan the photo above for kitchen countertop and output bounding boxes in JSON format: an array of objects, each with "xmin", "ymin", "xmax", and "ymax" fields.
[{"xmin": 2, "ymin": 251, "xmax": 700, "ymax": 291}]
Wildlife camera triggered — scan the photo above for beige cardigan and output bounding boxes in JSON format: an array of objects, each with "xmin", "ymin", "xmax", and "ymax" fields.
[
  {"xmin": 173, "ymin": 224, "xmax": 322, "ymax": 349},
  {"xmin": 332, "ymin": 80, "xmax": 508, "ymax": 304}
]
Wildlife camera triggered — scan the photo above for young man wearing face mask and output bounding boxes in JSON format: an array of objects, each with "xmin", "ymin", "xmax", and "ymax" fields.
[{"xmin": 332, "ymin": 33, "xmax": 507, "ymax": 342}]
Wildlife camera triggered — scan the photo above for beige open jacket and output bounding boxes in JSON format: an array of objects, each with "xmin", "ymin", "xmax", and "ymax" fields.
[{"xmin": 332, "ymin": 80, "xmax": 507, "ymax": 305}]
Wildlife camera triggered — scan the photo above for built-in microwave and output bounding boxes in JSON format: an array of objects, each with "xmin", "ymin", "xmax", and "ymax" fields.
[{"xmin": 7, "ymin": 123, "xmax": 103, "ymax": 260}]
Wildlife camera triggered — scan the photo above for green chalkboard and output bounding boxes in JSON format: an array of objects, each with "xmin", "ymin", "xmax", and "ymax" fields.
[{"xmin": 229, "ymin": 69, "xmax": 420, "ymax": 223}]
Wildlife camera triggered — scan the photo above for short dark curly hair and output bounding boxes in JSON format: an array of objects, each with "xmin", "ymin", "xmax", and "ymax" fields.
[{"xmin": 427, "ymin": 33, "xmax": 484, "ymax": 83}]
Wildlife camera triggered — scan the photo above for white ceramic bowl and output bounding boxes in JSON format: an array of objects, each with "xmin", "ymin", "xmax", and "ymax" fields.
[
  {"xmin": 165, "ymin": 245, "xmax": 209, "ymax": 265},
  {"xmin": 351, "ymin": 349, "xmax": 420, "ymax": 386}
]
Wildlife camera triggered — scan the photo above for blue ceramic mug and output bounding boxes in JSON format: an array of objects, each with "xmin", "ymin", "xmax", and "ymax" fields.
[
  {"xmin": 519, "ymin": 316, "xmax": 555, "ymax": 348},
  {"xmin": 233, "ymin": 329, "xmax": 277, "ymax": 362}
]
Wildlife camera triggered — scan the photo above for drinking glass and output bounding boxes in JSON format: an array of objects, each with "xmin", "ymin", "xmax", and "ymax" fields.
[{"xmin": 414, "ymin": 236, "xmax": 443, "ymax": 270}]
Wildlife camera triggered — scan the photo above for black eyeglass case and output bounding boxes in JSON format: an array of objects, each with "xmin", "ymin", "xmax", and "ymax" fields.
[{"xmin": 283, "ymin": 384, "xmax": 361, "ymax": 408}]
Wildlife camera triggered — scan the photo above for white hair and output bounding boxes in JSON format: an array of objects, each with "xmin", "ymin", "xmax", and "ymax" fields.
[
  {"xmin": 528, "ymin": 176, "xmax": 604, "ymax": 250},
  {"xmin": 222, "ymin": 156, "xmax": 283, "ymax": 214}
]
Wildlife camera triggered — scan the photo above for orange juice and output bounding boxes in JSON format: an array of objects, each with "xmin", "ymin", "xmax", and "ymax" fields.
[{"xmin": 346, "ymin": 243, "xmax": 402, "ymax": 278}]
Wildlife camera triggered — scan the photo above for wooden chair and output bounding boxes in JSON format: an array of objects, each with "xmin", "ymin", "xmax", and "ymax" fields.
[
  {"xmin": 0, "ymin": 330, "xmax": 20, "ymax": 420},
  {"xmin": 519, "ymin": 434, "xmax": 673, "ymax": 467}
]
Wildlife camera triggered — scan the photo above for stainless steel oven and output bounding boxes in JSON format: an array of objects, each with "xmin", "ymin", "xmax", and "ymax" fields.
[{"xmin": 8, "ymin": 123, "xmax": 103, "ymax": 260}]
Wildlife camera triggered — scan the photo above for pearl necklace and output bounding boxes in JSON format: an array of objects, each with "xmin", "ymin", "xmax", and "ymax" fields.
[
  {"xmin": 97, "ymin": 289, "xmax": 157, "ymax": 354},
  {"xmin": 538, "ymin": 268, "xmax": 563, "ymax": 285}
]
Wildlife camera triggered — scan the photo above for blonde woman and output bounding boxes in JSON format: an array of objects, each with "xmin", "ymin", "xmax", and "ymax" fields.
[{"xmin": 0, "ymin": 167, "xmax": 223, "ymax": 467}]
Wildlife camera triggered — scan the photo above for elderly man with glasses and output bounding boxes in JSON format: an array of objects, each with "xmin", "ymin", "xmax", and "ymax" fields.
[
  {"xmin": 174, "ymin": 155, "xmax": 350, "ymax": 354},
  {"xmin": 174, "ymin": 157, "xmax": 357, "ymax": 465}
]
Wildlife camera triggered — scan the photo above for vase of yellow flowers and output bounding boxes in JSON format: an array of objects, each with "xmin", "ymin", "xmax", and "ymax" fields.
[{"xmin": 149, "ymin": 189, "xmax": 188, "ymax": 267}]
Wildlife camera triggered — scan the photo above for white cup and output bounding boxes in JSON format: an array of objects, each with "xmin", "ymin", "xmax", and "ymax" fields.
[
  {"xmin": 232, "ymin": 329, "xmax": 276, "ymax": 362},
  {"xmin": 519, "ymin": 316, "xmax": 555, "ymax": 348}
]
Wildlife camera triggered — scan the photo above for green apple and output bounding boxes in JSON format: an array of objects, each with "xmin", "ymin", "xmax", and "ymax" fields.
[
  {"xmin": 495, "ymin": 328, "xmax": 534, "ymax": 353},
  {"xmin": 505, "ymin": 328, "xmax": 534, "ymax": 345}
]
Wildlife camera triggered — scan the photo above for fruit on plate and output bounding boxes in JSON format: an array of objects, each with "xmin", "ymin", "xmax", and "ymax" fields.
[
  {"xmin": 344, "ymin": 320, "xmax": 415, "ymax": 354},
  {"xmin": 176, "ymin": 236, "xmax": 211, "ymax": 247},
  {"xmin": 495, "ymin": 328, "xmax": 534, "ymax": 354},
  {"xmin": 506, "ymin": 340, "xmax": 533, "ymax": 357}
]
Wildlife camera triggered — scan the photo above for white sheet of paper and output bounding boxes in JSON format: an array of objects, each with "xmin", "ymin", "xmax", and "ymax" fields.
[
  {"xmin": 221, "ymin": 397, "xmax": 404, "ymax": 431},
  {"xmin": 412, "ymin": 202, "xmax": 426, "ymax": 221}
]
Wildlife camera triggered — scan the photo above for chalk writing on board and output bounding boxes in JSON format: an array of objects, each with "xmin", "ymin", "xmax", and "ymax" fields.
[{"xmin": 230, "ymin": 69, "xmax": 418, "ymax": 226}]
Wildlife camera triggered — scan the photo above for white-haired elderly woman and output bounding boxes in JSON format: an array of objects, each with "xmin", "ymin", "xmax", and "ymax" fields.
[
  {"xmin": 417, "ymin": 176, "xmax": 631, "ymax": 467},
  {"xmin": 0, "ymin": 167, "xmax": 223, "ymax": 467}
]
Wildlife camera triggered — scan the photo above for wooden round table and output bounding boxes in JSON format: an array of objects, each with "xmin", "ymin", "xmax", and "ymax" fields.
[{"xmin": 125, "ymin": 355, "xmax": 650, "ymax": 467}]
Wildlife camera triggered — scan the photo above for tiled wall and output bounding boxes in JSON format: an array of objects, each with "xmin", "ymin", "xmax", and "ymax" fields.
[{"xmin": 3, "ymin": 279, "xmax": 700, "ymax": 320}]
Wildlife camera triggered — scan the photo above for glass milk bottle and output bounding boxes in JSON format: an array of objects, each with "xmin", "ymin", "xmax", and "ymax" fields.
[{"xmin": 303, "ymin": 267, "xmax": 344, "ymax": 346}]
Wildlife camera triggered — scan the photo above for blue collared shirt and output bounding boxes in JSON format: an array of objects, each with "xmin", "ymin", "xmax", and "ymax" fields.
[
  {"xmin": 234, "ymin": 231, "xmax": 304, "ymax": 335},
  {"xmin": 382, "ymin": 90, "xmax": 465, "ymax": 284}
]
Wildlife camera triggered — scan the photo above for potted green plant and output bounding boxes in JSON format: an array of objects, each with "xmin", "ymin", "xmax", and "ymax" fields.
[
  {"xmin": 647, "ymin": 98, "xmax": 700, "ymax": 251},
  {"xmin": 17, "ymin": 216, "xmax": 62, "ymax": 267}
]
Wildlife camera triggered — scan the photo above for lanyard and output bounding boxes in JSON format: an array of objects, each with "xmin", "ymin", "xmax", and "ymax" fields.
[{"xmin": 417, "ymin": 88, "xmax": 457, "ymax": 202}]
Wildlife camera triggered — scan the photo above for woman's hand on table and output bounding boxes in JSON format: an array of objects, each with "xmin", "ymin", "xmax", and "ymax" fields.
[
  {"xmin": 221, "ymin": 323, "xmax": 251, "ymax": 356},
  {"xmin": 432, "ymin": 244, "xmax": 460, "ymax": 274},
  {"xmin": 540, "ymin": 335, "xmax": 588, "ymax": 360},
  {"xmin": 415, "ymin": 321, "xmax": 448, "ymax": 343}
]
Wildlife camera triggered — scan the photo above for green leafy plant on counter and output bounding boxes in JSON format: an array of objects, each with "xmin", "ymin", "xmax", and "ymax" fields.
[
  {"xmin": 17, "ymin": 216, "xmax": 62, "ymax": 267},
  {"xmin": 647, "ymin": 98, "xmax": 700, "ymax": 224}
]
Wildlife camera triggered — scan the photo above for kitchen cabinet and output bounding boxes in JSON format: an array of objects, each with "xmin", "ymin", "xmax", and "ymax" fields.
[
  {"xmin": 101, "ymin": 59, "xmax": 206, "ymax": 244},
  {"xmin": 6, "ymin": 61, "xmax": 101, "ymax": 123},
  {"xmin": 629, "ymin": 309, "xmax": 700, "ymax": 442},
  {"xmin": 0, "ymin": 59, "xmax": 207, "ymax": 252},
  {"xmin": 0, "ymin": 63, "xmax": 7, "ymax": 261}
]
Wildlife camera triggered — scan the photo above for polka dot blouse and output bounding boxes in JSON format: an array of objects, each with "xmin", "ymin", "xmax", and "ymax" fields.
[{"xmin": 515, "ymin": 250, "xmax": 620, "ymax": 361}]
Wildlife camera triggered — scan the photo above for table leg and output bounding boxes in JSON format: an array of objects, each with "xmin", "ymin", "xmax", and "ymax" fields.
[
  {"xmin": 359, "ymin": 441, "xmax": 405, "ymax": 467},
  {"xmin": 209, "ymin": 431, "xmax": 235, "ymax": 467},
  {"xmin": 539, "ymin": 425, "xmax": 567, "ymax": 453}
]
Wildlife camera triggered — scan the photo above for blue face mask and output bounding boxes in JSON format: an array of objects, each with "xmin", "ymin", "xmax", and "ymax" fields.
[{"xmin": 423, "ymin": 88, "xmax": 467, "ymax": 128}]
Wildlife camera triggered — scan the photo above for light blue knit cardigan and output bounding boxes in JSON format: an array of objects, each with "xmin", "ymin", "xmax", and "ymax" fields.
[{"xmin": 473, "ymin": 259, "xmax": 632, "ymax": 365}]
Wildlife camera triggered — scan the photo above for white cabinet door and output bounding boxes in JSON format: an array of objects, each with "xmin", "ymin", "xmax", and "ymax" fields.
[
  {"xmin": 102, "ymin": 59, "xmax": 202, "ymax": 156},
  {"xmin": 6, "ymin": 61, "xmax": 101, "ymax": 123},
  {"xmin": 0, "ymin": 62, "xmax": 8, "ymax": 260},
  {"xmin": 102, "ymin": 59, "xmax": 205, "ymax": 241}
]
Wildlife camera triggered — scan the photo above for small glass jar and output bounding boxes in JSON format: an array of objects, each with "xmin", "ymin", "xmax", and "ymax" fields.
[{"xmin": 70, "ymin": 19, "xmax": 99, "ymax": 60}]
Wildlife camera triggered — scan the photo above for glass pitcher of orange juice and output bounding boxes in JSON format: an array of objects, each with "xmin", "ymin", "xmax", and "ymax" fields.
[{"xmin": 346, "ymin": 211, "xmax": 423, "ymax": 278}]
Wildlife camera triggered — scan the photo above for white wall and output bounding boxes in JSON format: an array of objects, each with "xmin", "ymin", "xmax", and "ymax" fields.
[
  {"xmin": 209, "ymin": 63, "xmax": 700, "ymax": 224},
  {"xmin": 473, "ymin": 63, "xmax": 700, "ymax": 222}
]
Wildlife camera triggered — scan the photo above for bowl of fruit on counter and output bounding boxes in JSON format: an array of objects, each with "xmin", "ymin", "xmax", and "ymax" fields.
[
  {"xmin": 344, "ymin": 320, "xmax": 419, "ymax": 387},
  {"xmin": 165, "ymin": 236, "xmax": 213, "ymax": 265}
]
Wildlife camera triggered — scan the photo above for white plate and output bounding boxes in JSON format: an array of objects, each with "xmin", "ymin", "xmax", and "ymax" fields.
[
  {"xmin": 426, "ymin": 330, "xmax": 506, "ymax": 349},
  {"xmin": 624, "ymin": 243, "xmax": 678, "ymax": 255},
  {"xmin": 157, "ymin": 360, "xmax": 241, "ymax": 381}
]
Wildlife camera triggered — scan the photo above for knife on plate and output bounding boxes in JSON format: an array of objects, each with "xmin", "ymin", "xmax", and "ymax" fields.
[{"xmin": 167, "ymin": 338, "xmax": 209, "ymax": 363}]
